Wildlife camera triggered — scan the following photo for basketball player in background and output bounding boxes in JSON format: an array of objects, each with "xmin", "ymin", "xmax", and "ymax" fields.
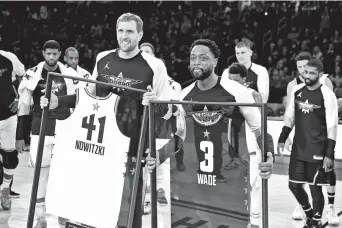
[
  {"xmin": 41, "ymin": 13, "xmax": 174, "ymax": 228},
  {"xmin": 285, "ymin": 52, "xmax": 339, "ymax": 225},
  {"xmin": 16, "ymin": 40, "xmax": 82, "ymax": 227},
  {"xmin": 141, "ymin": 42, "xmax": 186, "ymax": 172},
  {"xmin": 140, "ymin": 42, "xmax": 170, "ymax": 214},
  {"xmin": 0, "ymin": 50, "xmax": 25, "ymax": 210},
  {"xmin": 222, "ymin": 40, "xmax": 269, "ymax": 170},
  {"xmin": 64, "ymin": 47, "xmax": 91, "ymax": 86},
  {"xmin": 278, "ymin": 59, "xmax": 338, "ymax": 228},
  {"xmin": 224, "ymin": 62, "xmax": 263, "ymax": 226}
]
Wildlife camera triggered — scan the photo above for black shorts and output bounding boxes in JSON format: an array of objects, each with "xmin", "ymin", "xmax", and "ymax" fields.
[{"xmin": 288, "ymin": 158, "xmax": 334, "ymax": 186}]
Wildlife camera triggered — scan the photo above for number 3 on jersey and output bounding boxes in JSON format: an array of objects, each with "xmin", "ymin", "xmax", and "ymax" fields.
[
  {"xmin": 200, "ymin": 141, "xmax": 214, "ymax": 172},
  {"xmin": 82, "ymin": 114, "xmax": 106, "ymax": 143}
]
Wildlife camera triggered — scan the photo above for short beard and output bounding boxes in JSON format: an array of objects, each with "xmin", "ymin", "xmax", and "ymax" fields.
[
  {"xmin": 191, "ymin": 66, "xmax": 213, "ymax": 81},
  {"xmin": 45, "ymin": 60, "xmax": 57, "ymax": 67},
  {"xmin": 305, "ymin": 78, "xmax": 319, "ymax": 86},
  {"xmin": 119, "ymin": 42, "xmax": 137, "ymax": 53}
]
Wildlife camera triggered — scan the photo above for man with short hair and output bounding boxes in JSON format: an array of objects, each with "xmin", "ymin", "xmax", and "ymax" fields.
[
  {"xmin": 145, "ymin": 39, "xmax": 274, "ymax": 227},
  {"xmin": 140, "ymin": 42, "xmax": 185, "ymax": 171},
  {"xmin": 16, "ymin": 40, "xmax": 82, "ymax": 227},
  {"xmin": 286, "ymin": 52, "xmax": 338, "ymax": 226},
  {"xmin": 222, "ymin": 40, "xmax": 269, "ymax": 170},
  {"xmin": 224, "ymin": 62, "xmax": 264, "ymax": 227},
  {"xmin": 278, "ymin": 59, "xmax": 338, "ymax": 228},
  {"xmin": 64, "ymin": 47, "xmax": 91, "ymax": 88},
  {"xmin": 41, "ymin": 13, "xmax": 174, "ymax": 228}
]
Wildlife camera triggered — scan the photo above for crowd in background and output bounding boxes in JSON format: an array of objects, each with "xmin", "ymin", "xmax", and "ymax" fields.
[{"xmin": 1, "ymin": 1, "xmax": 342, "ymax": 109}]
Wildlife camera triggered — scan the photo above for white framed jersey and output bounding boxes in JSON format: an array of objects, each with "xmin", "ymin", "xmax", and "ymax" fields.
[{"xmin": 45, "ymin": 88, "xmax": 129, "ymax": 228}]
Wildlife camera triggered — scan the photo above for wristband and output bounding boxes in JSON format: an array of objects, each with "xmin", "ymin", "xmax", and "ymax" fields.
[
  {"xmin": 326, "ymin": 138, "xmax": 336, "ymax": 160},
  {"xmin": 278, "ymin": 126, "xmax": 292, "ymax": 144},
  {"xmin": 16, "ymin": 115, "xmax": 31, "ymax": 140}
]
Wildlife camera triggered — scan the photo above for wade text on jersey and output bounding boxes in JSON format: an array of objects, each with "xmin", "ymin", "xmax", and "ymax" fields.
[
  {"xmin": 197, "ymin": 173, "xmax": 216, "ymax": 186},
  {"xmin": 74, "ymin": 140, "xmax": 105, "ymax": 156}
]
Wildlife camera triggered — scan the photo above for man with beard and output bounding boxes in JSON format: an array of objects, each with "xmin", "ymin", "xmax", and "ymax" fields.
[
  {"xmin": 40, "ymin": 13, "xmax": 174, "ymax": 228},
  {"xmin": 285, "ymin": 52, "xmax": 339, "ymax": 226},
  {"xmin": 278, "ymin": 59, "xmax": 338, "ymax": 228},
  {"xmin": 16, "ymin": 40, "xmax": 82, "ymax": 228},
  {"xmin": 0, "ymin": 50, "xmax": 25, "ymax": 210},
  {"xmin": 144, "ymin": 39, "xmax": 274, "ymax": 227}
]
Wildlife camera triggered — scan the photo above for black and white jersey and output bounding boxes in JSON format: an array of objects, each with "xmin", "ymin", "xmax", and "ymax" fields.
[{"xmin": 285, "ymin": 84, "xmax": 338, "ymax": 162}]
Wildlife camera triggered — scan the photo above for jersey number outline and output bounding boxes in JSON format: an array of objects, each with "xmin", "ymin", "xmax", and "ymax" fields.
[
  {"xmin": 82, "ymin": 114, "xmax": 106, "ymax": 143},
  {"xmin": 200, "ymin": 141, "xmax": 214, "ymax": 172}
]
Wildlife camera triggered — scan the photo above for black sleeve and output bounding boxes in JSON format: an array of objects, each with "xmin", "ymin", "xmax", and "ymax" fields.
[
  {"xmin": 257, "ymin": 133, "xmax": 275, "ymax": 163},
  {"xmin": 58, "ymin": 94, "xmax": 77, "ymax": 109}
]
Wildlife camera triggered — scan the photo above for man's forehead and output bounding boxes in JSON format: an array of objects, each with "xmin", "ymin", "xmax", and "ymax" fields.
[
  {"xmin": 67, "ymin": 51, "xmax": 79, "ymax": 57},
  {"xmin": 305, "ymin": 65, "xmax": 317, "ymax": 72},
  {"xmin": 191, "ymin": 45, "xmax": 213, "ymax": 56},
  {"xmin": 117, "ymin": 21, "xmax": 138, "ymax": 30},
  {"xmin": 297, "ymin": 60, "xmax": 308, "ymax": 65},
  {"xmin": 235, "ymin": 46, "xmax": 249, "ymax": 52},
  {"xmin": 44, "ymin": 48, "xmax": 60, "ymax": 53},
  {"xmin": 229, "ymin": 73, "xmax": 241, "ymax": 77}
]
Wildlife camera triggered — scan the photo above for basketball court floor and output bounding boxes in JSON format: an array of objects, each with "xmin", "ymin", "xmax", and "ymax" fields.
[{"xmin": 0, "ymin": 152, "xmax": 341, "ymax": 228}]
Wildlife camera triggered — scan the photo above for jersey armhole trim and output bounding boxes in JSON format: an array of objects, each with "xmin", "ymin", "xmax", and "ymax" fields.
[{"xmin": 84, "ymin": 87, "xmax": 113, "ymax": 100}]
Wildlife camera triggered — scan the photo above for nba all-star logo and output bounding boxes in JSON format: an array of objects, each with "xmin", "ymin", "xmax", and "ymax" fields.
[
  {"xmin": 101, "ymin": 72, "xmax": 143, "ymax": 87},
  {"xmin": 189, "ymin": 105, "xmax": 223, "ymax": 127},
  {"xmin": 296, "ymin": 99, "xmax": 321, "ymax": 114}
]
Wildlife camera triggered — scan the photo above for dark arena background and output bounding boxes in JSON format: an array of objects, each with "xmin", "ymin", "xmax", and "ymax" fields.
[{"xmin": 0, "ymin": 1, "xmax": 342, "ymax": 228}]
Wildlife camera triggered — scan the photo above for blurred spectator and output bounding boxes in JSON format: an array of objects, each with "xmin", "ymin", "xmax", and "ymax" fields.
[{"xmin": 2, "ymin": 1, "xmax": 342, "ymax": 117}]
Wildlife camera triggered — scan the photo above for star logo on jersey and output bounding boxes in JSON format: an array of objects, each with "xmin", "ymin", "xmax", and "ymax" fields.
[
  {"xmin": 297, "ymin": 92, "xmax": 302, "ymax": 97},
  {"xmin": 93, "ymin": 102, "xmax": 100, "ymax": 111},
  {"xmin": 130, "ymin": 168, "xmax": 135, "ymax": 175},
  {"xmin": 101, "ymin": 72, "xmax": 143, "ymax": 88},
  {"xmin": 203, "ymin": 129, "xmax": 210, "ymax": 138},
  {"xmin": 51, "ymin": 81, "xmax": 64, "ymax": 93},
  {"xmin": 104, "ymin": 62, "xmax": 110, "ymax": 69},
  {"xmin": 296, "ymin": 99, "xmax": 321, "ymax": 114}
]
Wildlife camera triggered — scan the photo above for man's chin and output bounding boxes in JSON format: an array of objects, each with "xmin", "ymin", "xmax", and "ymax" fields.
[{"xmin": 46, "ymin": 62, "xmax": 57, "ymax": 67}]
